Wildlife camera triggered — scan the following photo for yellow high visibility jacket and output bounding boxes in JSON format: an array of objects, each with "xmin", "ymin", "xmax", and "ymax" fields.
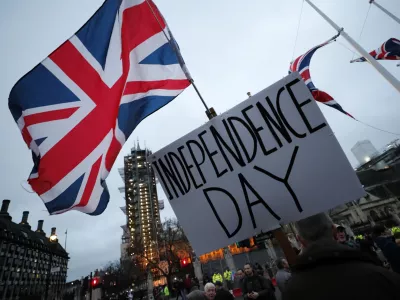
[
  {"xmin": 392, "ymin": 227, "xmax": 400, "ymax": 235},
  {"xmin": 212, "ymin": 273, "xmax": 223, "ymax": 283},
  {"xmin": 223, "ymin": 270, "xmax": 232, "ymax": 281},
  {"xmin": 164, "ymin": 286, "xmax": 170, "ymax": 296}
]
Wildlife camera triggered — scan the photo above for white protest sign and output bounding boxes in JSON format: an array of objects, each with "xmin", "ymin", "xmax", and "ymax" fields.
[{"xmin": 149, "ymin": 73, "xmax": 365, "ymax": 255}]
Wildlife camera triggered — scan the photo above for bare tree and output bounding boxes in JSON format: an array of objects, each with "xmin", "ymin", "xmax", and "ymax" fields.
[
  {"xmin": 129, "ymin": 218, "xmax": 192, "ymax": 289},
  {"xmin": 102, "ymin": 259, "xmax": 144, "ymax": 294},
  {"xmin": 103, "ymin": 260, "xmax": 121, "ymax": 274}
]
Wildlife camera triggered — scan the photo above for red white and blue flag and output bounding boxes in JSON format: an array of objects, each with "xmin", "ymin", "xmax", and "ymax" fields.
[
  {"xmin": 351, "ymin": 38, "xmax": 400, "ymax": 63},
  {"xmin": 289, "ymin": 37, "xmax": 353, "ymax": 118},
  {"xmin": 9, "ymin": 0, "xmax": 190, "ymax": 215}
]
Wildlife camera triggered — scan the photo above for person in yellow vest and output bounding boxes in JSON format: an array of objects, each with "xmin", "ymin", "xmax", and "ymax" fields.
[
  {"xmin": 223, "ymin": 268, "xmax": 233, "ymax": 290},
  {"xmin": 163, "ymin": 285, "xmax": 170, "ymax": 300},
  {"xmin": 212, "ymin": 272, "xmax": 223, "ymax": 284}
]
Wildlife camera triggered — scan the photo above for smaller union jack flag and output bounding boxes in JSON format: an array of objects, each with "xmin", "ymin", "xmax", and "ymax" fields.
[
  {"xmin": 289, "ymin": 35, "xmax": 354, "ymax": 118},
  {"xmin": 351, "ymin": 38, "xmax": 400, "ymax": 63}
]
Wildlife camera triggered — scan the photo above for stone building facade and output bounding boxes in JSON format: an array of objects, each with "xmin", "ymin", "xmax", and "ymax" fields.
[
  {"xmin": 330, "ymin": 141, "xmax": 400, "ymax": 234},
  {"xmin": 0, "ymin": 200, "xmax": 69, "ymax": 300}
]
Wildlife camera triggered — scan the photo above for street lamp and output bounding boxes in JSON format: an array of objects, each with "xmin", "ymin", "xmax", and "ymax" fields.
[
  {"xmin": 49, "ymin": 227, "xmax": 58, "ymax": 243},
  {"xmin": 45, "ymin": 227, "xmax": 58, "ymax": 300}
]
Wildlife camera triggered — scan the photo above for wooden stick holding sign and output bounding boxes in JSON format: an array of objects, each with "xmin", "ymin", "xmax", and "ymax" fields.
[{"xmin": 272, "ymin": 228, "xmax": 297, "ymax": 265}]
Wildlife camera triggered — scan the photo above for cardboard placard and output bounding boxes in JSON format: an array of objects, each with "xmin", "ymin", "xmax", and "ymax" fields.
[{"xmin": 149, "ymin": 73, "xmax": 365, "ymax": 255}]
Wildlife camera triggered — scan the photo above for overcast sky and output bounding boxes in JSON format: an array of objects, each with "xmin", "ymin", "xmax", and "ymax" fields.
[{"xmin": 0, "ymin": 0, "xmax": 399, "ymax": 280}]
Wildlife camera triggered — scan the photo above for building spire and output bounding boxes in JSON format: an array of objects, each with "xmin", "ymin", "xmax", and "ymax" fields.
[{"xmin": 137, "ymin": 137, "xmax": 141, "ymax": 150}]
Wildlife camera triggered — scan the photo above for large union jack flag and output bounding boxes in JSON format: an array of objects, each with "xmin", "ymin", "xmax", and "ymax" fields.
[
  {"xmin": 289, "ymin": 36, "xmax": 353, "ymax": 118},
  {"xmin": 351, "ymin": 38, "xmax": 400, "ymax": 63},
  {"xmin": 8, "ymin": 0, "xmax": 190, "ymax": 215}
]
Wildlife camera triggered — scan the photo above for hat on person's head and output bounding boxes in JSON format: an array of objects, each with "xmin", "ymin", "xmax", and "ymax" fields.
[
  {"xmin": 335, "ymin": 224, "xmax": 345, "ymax": 231},
  {"xmin": 215, "ymin": 281, "xmax": 223, "ymax": 287}
]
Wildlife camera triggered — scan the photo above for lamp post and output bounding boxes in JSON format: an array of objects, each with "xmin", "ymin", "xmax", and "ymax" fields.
[
  {"xmin": 45, "ymin": 228, "xmax": 58, "ymax": 300},
  {"xmin": 89, "ymin": 272, "xmax": 93, "ymax": 300}
]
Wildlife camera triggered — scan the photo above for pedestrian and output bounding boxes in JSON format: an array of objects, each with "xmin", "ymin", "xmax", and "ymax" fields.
[
  {"xmin": 254, "ymin": 263, "xmax": 264, "ymax": 277},
  {"xmin": 184, "ymin": 274, "xmax": 192, "ymax": 294},
  {"xmin": 187, "ymin": 287, "xmax": 204, "ymax": 300},
  {"xmin": 394, "ymin": 232, "xmax": 400, "ymax": 247},
  {"xmin": 223, "ymin": 268, "xmax": 233, "ymax": 290},
  {"xmin": 233, "ymin": 268, "xmax": 244, "ymax": 290},
  {"xmin": 372, "ymin": 224, "xmax": 400, "ymax": 274},
  {"xmin": 189, "ymin": 285, "xmax": 199, "ymax": 293},
  {"xmin": 214, "ymin": 281, "xmax": 234, "ymax": 300},
  {"xmin": 204, "ymin": 283, "xmax": 217, "ymax": 300},
  {"xmin": 357, "ymin": 237, "xmax": 383, "ymax": 266},
  {"xmin": 174, "ymin": 279, "xmax": 185, "ymax": 300},
  {"xmin": 164, "ymin": 285, "xmax": 170, "ymax": 300},
  {"xmin": 274, "ymin": 259, "xmax": 291, "ymax": 294},
  {"xmin": 212, "ymin": 272, "xmax": 223, "ymax": 284},
  {"xmin": 203, "ymin": 274, "xmax": 211, "ymax": 285},
  {"xmin": 187, "ymin": 283, "xmax": 216, "ymax": 300},
  {"xmin": 335, "ymin": 225, "xmax": 358, "ymax": 248},
  {"xmin": 283, "ymin": 213, "xmax": 400, "ymax": 300},
  {"xmin": 242, "ymin": 263, "xmax": 276, "ymax": 300}
]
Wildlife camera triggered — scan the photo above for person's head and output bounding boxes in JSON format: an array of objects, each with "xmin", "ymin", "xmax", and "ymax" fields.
[
  {"xmin": 276, "ymin": 259, "xmax": 289, "ymax": 270},
  {"xmin": 191, "ymin": 285, "xmax": 199, "ymax": 291},
  {"xmin": 215, "ymin": 281, "xmax": 223, "ymax": 290},
  {"xmin": 235, "ymin": 269, "xmax": 244, "ymax": 279},
  {"xmin": 295, "ymin": 213, "xmax": 335, "ymax": 248},
  {"xmin": 204, "ymin": 283, "xmax": 216, "ymax": 300},
  {"xmin": 372, "ymin": 224, "xmax": 387, "ymax": 237},
  {"xmin": 244, "ymin": 263, "xmax": 253, "ymax": 276},
  {"xmin": 336, "ymin": 225, "xmax": 347, "ymax": 242}
]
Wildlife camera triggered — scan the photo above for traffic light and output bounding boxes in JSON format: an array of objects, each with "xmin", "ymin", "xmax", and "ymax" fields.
[
  {"xmin": 91, "ymin": 277, "xmax": 100, "ymax": 288},
  {"xmin": 180, "ymin": 257, "xmax": 192, "ymax": 268}
]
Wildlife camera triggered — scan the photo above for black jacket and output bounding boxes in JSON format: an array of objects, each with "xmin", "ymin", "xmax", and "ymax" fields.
[
  {"xmin": 215, "ymin": 288, "xmax": 234, "ymax": 300},
  {"xmin": 242, "ymin": 274, "xmax": 275, "ymax": 300},
  {"xmin": 375, "ymin": 236, "xmax": 400, "ymax": 274},
  {"xmin": 283, "ymin": 240, "xmax": 400, "ymax": 300}
]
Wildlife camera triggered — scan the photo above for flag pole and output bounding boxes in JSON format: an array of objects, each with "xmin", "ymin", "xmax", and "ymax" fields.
[
  {"xmin": 369, "ymin": 0, "xmax": 400, "ymax": 25},
  {"xmin": 305, "ymin": 0, "xmax": 400, "ymax": 94},
  {"xmin": 190, "ymin": 80, "xmax": 216, "ymax": 119},
  {"xmin": 144, "ymin": 0, "xmax": 215, "ymax": 119},
  {"xmin": 65, "ymin": 229, "xmax": 68, "ymax": 251}
]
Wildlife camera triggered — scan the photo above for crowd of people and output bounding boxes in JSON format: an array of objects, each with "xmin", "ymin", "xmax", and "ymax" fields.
[
  {"xmin": 154, "ymin": 213, "xmax": 400, "ymax": 300},
  {"xmin": 180, "ymin": 213, "xmax": 400, "ymax": 300},
  {"xmin": 282, "ymin": 213, "xmax": 400, "ymax": 299}
]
